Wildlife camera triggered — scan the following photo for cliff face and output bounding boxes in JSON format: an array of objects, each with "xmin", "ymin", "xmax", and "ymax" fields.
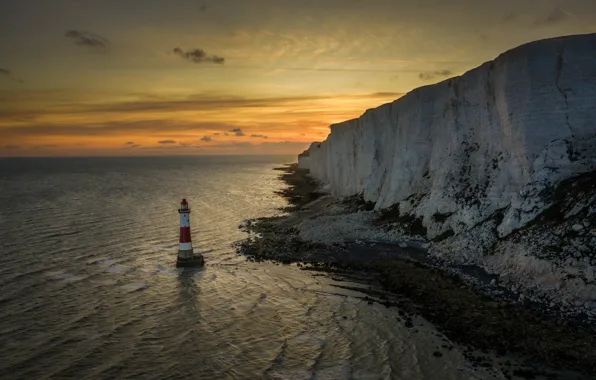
[
  {"xmin": 297, "ymin": 147, "xmax": 313, "ymax": 170},
  {"xmin": 308, "ymin": 34, "xmax": 596, "ymax": 241}
]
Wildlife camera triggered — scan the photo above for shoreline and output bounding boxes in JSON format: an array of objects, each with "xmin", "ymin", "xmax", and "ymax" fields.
[{"xmin": 238, "ymin": 164, "xmax": 596, "ymax": 378}]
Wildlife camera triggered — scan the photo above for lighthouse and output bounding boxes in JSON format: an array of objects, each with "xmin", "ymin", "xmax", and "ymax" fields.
[{"xmin": 176, "ymin": 198, "xmax": 204, "ymax": 267}]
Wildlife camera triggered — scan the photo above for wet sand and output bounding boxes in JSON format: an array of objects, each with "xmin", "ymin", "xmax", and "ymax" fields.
[{"xmin": 237, "ymin": 164, "xmax": 596, "ymax": 379}]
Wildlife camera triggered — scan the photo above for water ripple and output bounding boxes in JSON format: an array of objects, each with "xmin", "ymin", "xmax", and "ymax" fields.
[{"xmin": 0, "ymin": 157, "xmax": 507, "ymax": 380}]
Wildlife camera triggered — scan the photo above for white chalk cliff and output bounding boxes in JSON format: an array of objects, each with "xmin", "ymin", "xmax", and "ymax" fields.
[{"xmin": 303, "ymin": 34, "xmax": 596, "ymax": 310}]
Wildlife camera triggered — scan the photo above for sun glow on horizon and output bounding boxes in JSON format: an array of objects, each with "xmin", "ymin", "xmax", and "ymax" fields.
[
  {"xmin": 1, "ymin": 0, "xmax": 594, "ymax": 156},
  {"xmin": 0, "ymin": 90, "xmax": 404, "ymax": 156}
]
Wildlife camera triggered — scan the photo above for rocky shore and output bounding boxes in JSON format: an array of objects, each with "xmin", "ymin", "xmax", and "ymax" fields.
[{"xmin": 237, "ymin": 164, "xmax": 596, "ymax": 379}]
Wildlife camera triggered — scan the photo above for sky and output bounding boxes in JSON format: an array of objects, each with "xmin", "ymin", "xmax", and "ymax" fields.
[{"xmin": 0, "ymin": 0, "xmax": 595, "ymax": 156}]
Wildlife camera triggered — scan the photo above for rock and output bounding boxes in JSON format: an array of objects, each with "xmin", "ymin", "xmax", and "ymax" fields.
[
  {"xmin": 301, "ymin": 33, "xmax": 596, "ymax": 314},
  {"xmin": 399, "ymin": 243, "xmax": 408, "ymax": 248},
  {"xmin": 499, "ymin": 273, "xmax": 510, "ymax": 284},
  {"xmin": 308, "ymin": 34, "xmax": 596, "ymax": 237},
  {"xmin": 566, "ymin": 267, "xmax": 580, "ymax": 276},
  {"xmin": 490, "ymin": 279, "xmax": 496, "ymax": 285}
]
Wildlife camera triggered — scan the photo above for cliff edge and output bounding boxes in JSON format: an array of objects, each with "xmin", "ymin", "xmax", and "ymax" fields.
[{"xmin": 303, "ymin": 33, "xmax": 596, "ymax": 311}]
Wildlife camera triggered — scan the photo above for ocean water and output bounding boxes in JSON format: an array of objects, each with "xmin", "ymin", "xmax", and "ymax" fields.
[{"xmin": 0, "ymin": 156, "xmax": 505, "ymax": 379}]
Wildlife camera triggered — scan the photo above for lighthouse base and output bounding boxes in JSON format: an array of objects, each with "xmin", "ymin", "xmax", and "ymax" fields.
[{"xmin": 176, "ymin": 249, "xmax": 204, "ymax": 267}]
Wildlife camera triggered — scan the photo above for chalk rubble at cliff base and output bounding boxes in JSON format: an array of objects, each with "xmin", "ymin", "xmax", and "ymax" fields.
[{"xmin": 299, "ymin": 33, "xmax": 596, "ymax": 315}]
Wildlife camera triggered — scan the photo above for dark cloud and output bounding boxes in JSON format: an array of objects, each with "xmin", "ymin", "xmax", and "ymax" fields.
[
  {"xmin": 65, "ymin": 30, "xmax": 110, "ymax": 48},
  {"xmin": 250, "ymin": 134, "xmax": 268, "ymax": 139},
  {"xmin": 536, "ymin": 8, "xmax": 566, "ymax": 25},
  {"xmin": 419, "ymin": 70, "xmax": 453, "ymax": 81},
  {"xmin": 228, "ymin": 128, "xmax": 244, "ymax": 136},
  {"xmin": 213, "ymin": 133, "xmax": 220, "ymax": 136},
  {"xmin": 0, "ymin": 92, "xmax": 406, "ymax": 118},
  {"xmin": 200, "ymin": 136, "xmax": 212, "ymax": 142},
  {"xmin": 207, "ymin": 141, "xmax": 253, "ymax": 149},
  {"xmin": 200, "ymin": 4, "xmax": 207, "ymax": 12},
  {"xmin": 0, "ymin": 116, "xmax": 165, "ymax": 138},
  {"xmin": 173, "ymin": 47, "xmax": 224, "ymax": 64},
  {"xmin": 0, "ymin": 67, "xmax": 24, "ymax": 83},
  {"xmin": 367, "ymin": 92, "xmax": 404, "ymax": 98},
  {"xmin": 125, "ymin": 141, "xmax": 135, "ymax": 145},
  {"xmin": 158, "ymin": 140, "xmax": 176, "ymax": 144},
  {"xmin": 202, "ymin": 141, "xmax": 310, "ymax": 154},
  {"xmin": 3, "ymin": 145, "xmax": 20, "ymax": 149},
  {"xmin": 140, "ymin": 144, "xmax": 201, "ymax": 150},
  {"xmin": 503, "ymin": 12, "xmax": 517, "ymax": 22}
]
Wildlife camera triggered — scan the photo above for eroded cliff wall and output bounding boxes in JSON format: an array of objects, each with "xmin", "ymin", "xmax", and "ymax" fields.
[{"xmin": 308, "ymin": 33, "xmax": 596, "ymax": 241}]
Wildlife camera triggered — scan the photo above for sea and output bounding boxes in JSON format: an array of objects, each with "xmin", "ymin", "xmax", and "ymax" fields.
[{"xmin": 0, "ymin": 156, "xmax": 518, "ymax": 379}]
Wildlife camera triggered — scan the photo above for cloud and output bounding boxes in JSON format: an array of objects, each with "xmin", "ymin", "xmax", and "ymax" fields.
[
  {"xmin": 250, "ymin": 134, "xmax": 268, "ymax": 139},
  {"xmin": 173, "ymin": 47, "xmax": 224, "ymax": 64},
  {"xmin": 0, "ymin": 68, "xmax": 24, "ymax": 83},
  {"xmin": 0, "ymin": 119, "xmax": 199, "ymax": 138},
  {"xmin": 200, "ymin": 4, "xmax": 207, "ymax": 11},
  {"xmin": 503, "ymin": 12, "xmax": 518, "ymax": 22},
  {"xmin": 207, "ymin": 141, "xmax": 253, "ymax": 148},
  {"xmin": 536, "ymin": 8, "xmax": 567, "ymax": 25},
  {"xmin": 419, "ymin": 70, "xmax": 453, "ymax": 81},
  {"xmin": 205, "ymin": 141, "xmax": 308, "ymax": 150},
  {"xmin": 228, "ymin": 128, "xmax": 244, "ymax": 136},
  {"xmin": 125, "ymin": 141, "xmax": 135, "ymax": 145},
  {"xmin": 364, "ymin": 92, "xmax": 404, "ymax": 99},
  {"xmin": 0, "ymin": 92, "xmax": 405, "ymax": 118},
  {"xmin": 158, "ymin": 140, "xmax": 176, "ymax": 144},
  {"xmin": 65, "ymin": 30, "xmax": 110, "ymax": 48},
  {"xmin": 141, "ymin": 143, "xmax": 202, "ymax": 150},
  {"xmin": 3, "ymin": 145, "xmax": 20, "ymax": 149},
  {"xmin": 200, "ymin": 136, "xmax": 212, "ymax": 142}
]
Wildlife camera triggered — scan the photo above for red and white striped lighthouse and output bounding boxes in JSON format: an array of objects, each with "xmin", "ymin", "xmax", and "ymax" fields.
[{"xmin": 176, "ymin": 198, "xmax": 204, "ymax": 267}]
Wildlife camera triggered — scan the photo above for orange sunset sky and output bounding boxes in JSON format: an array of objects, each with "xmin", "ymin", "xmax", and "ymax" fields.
[{"xmin": 1, "ymin": 0, "xmax": 595, "ymax": 156}]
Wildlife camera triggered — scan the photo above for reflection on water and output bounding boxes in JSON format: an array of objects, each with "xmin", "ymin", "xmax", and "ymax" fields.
[{"xmin": 0, "ymin": 156, "xmax": 510, "ymax": 379}]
